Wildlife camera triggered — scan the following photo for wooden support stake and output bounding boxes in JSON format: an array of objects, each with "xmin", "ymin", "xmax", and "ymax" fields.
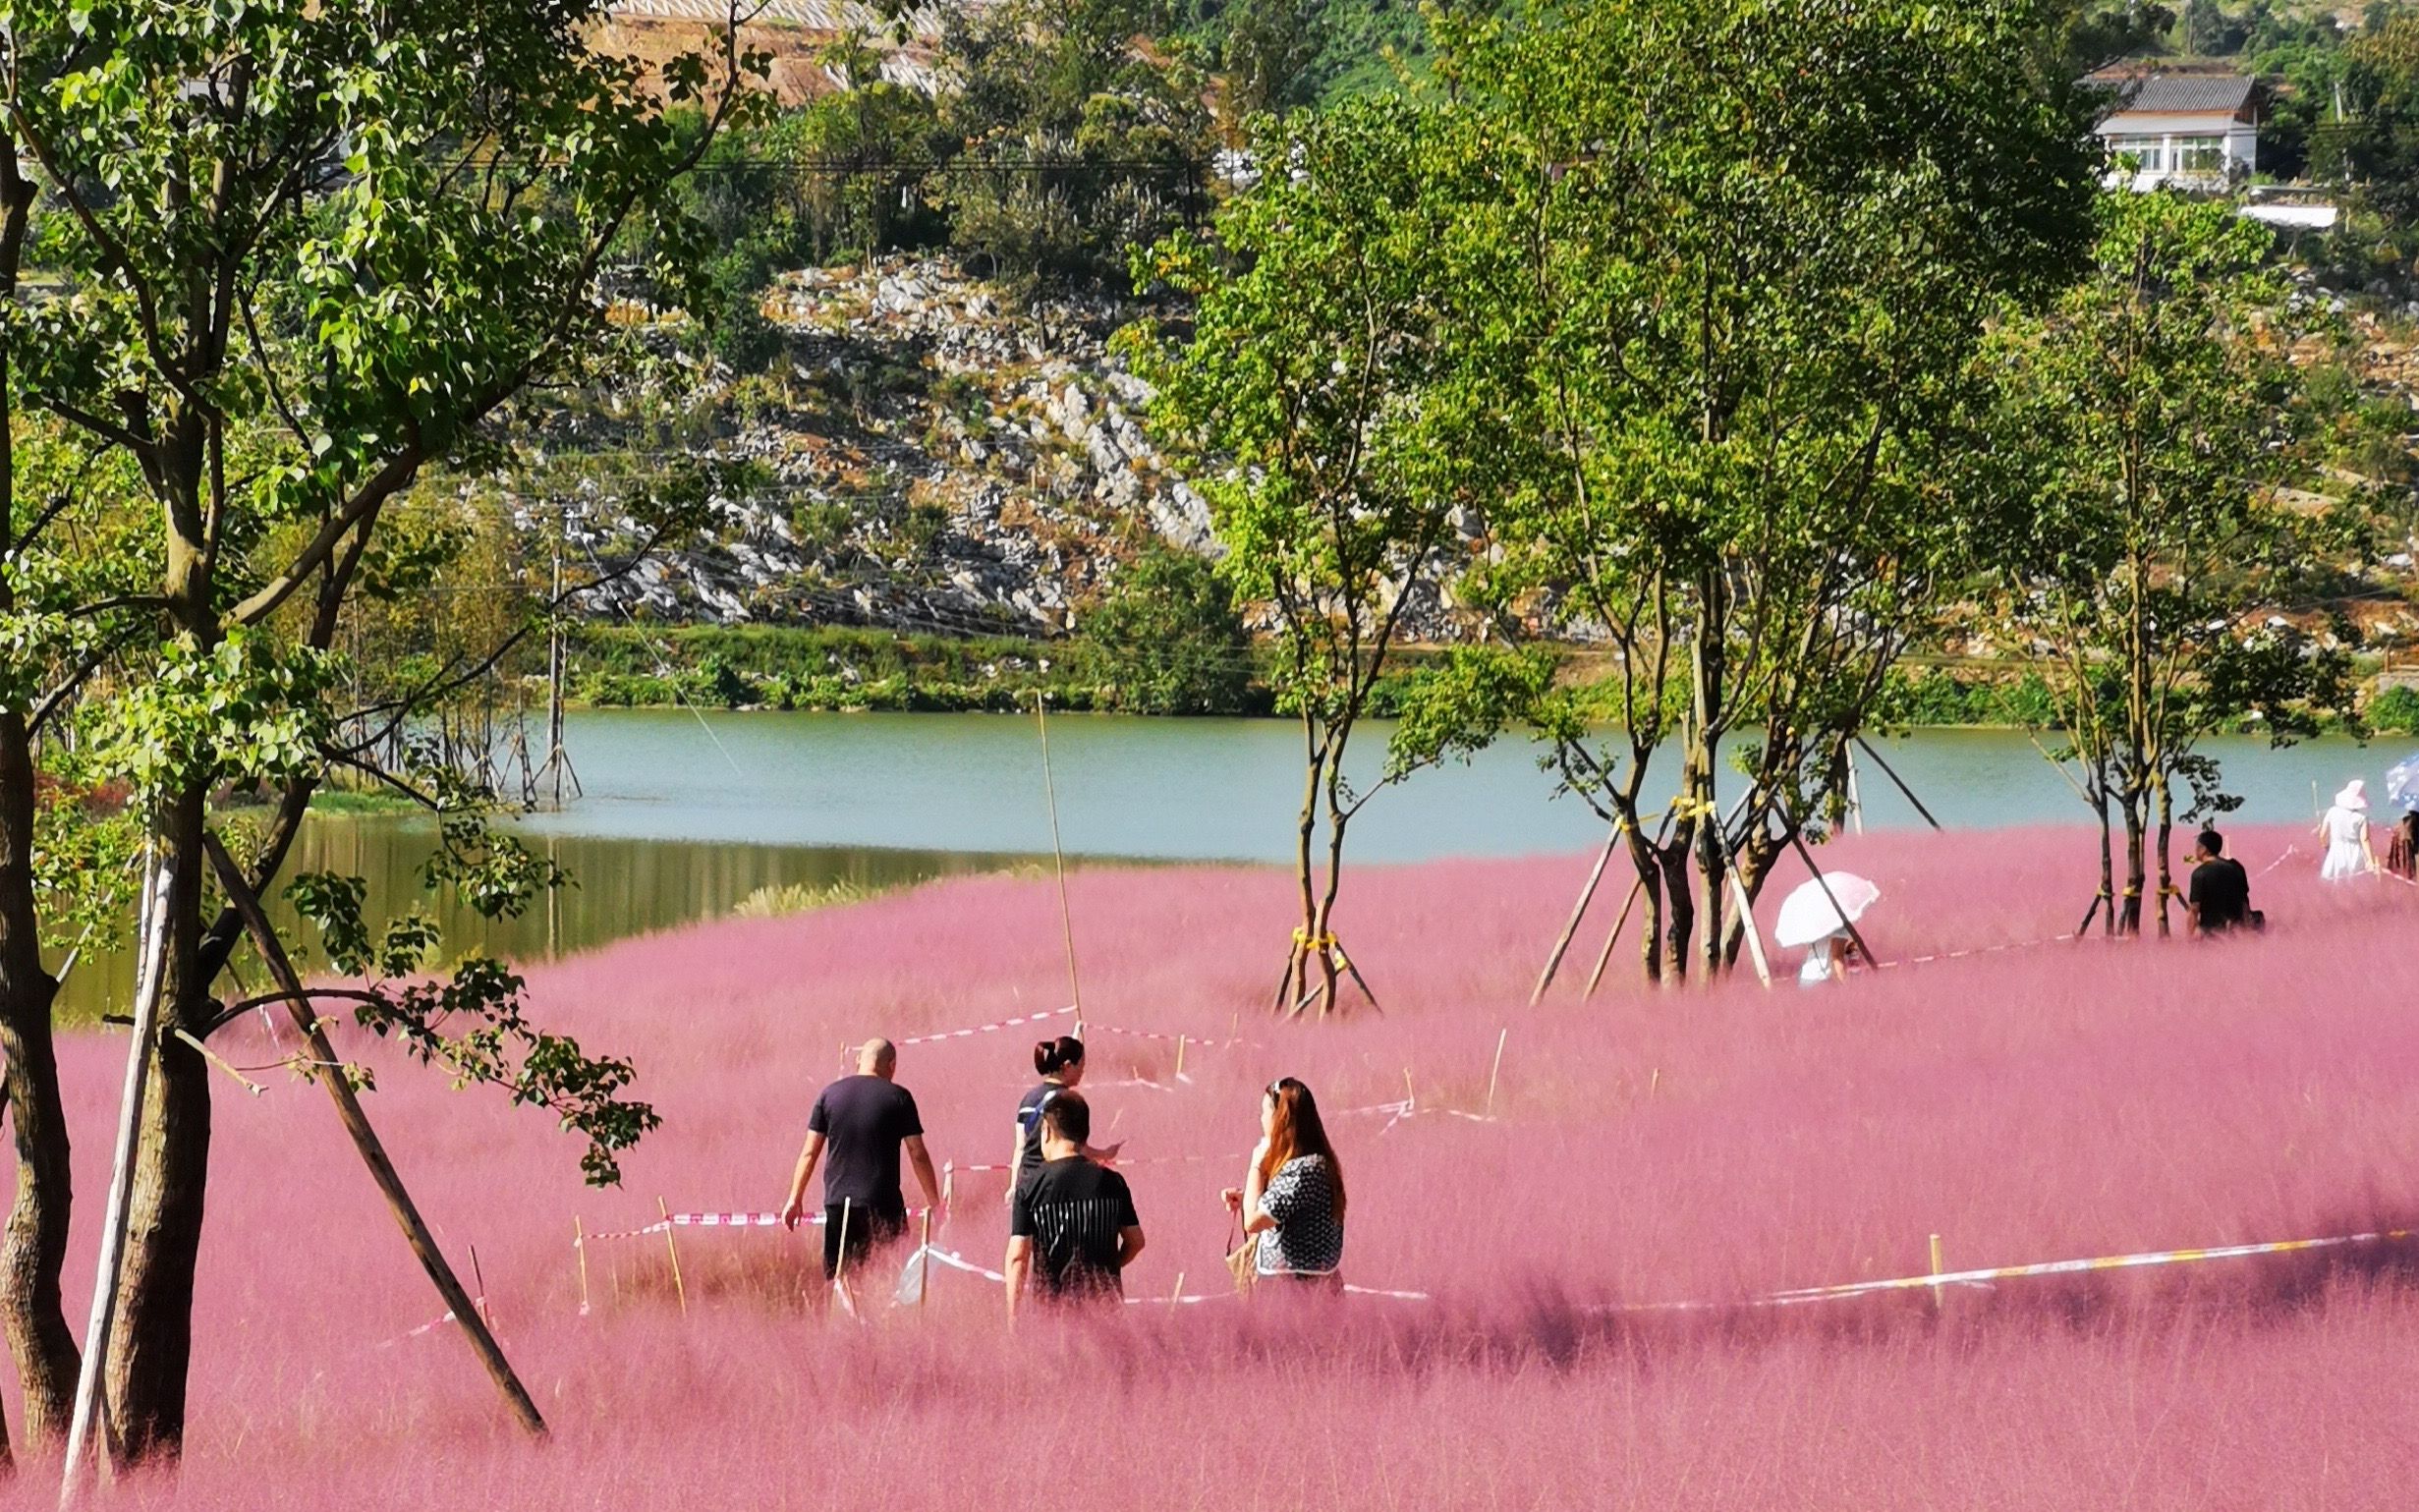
[
  {"xmin": 917, "ymin": 1210, "xmax": 933, "ymax": 1312},
  {"xmin": 1649, "ymin": 1068, "xmax": 1660, "ymax": 1100},
  {"xmin": 1533, "ymin": 823, "xmax": 1623, "ymax": 1003},
  {"xmin": 61, "ymin": 845, "xmax": 168, "ymax": 1495},
  {"xmin": 1929, "ymin": 1232, "xmax": 1945, "ymax": 1313},
  {"xmin": 575, "ymin": 1218, "xmax": 591, "ymax": 1316},
  {"xmin": 203, "ymin": 836, "xmax": 547, "ymax": 1442},
  {"xmin": 1775, "ymin": 801, "xmax": 1878, "ymax": 972},
  {"xmin": 1333, "ymin": 936, "xmax": 1383, "ymax": 1015},
  {"xmin": 1844, "ymin": 744, "xmax": 1866, "ymax": 835},
  {"xmin": 469, "ymin": 1244, "xmax": 491, "ymax": 1330},
  {"xmin": 1582, "ymin": 876, "xmax": 1649, "ymax": 999},
  {"xmin": 1169, "ymin": 1271, "xmax": 1186, "ymax": 1309},
  {"xmin": 1485, "ymin": 1029, "xmax": 1507, "ymax": 1116},
  {"xmin": 1268, "ymin": 942, "xmax": 1302, "ymax": 1015},
  {"xmin": 1402, "ymin": 1067, "xmax": 1415, "ymax": 1112},
  {"xmin": 1173, "ymin": 1035, "xmax": 1187, "ymax": 1081},
  {"xmin": 1854, "ymin": 737, "xmax": 1942, "ymax": 832},
  {"xmin": 1726, "ymin": 871, "xmax": 1772, "ymax": 989},
  {"xmin": 941, "ymin": 1160, "xmax": 955, "ymax": 1213},
  {"xmin": 659, "ymin": 1198, "xmax": 688, "ymax": 1317}
]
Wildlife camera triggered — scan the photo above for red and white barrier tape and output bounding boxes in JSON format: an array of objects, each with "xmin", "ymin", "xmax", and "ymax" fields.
[
  {"xmin": 372, "ymin": 1297, "xmax": 486, "ymax": 1349},
  {"xmin": 1613, "ymin": 1225, "xmax": 2419, "ymax": 1316},
  {"xmin": 1875, "ymin": 931, "xmax": 2079, "ymax": 971},
  {"xmin": 897, "ymin": 1005, "xmax": 1076, "ymax": 1047},
  {"xmin": 1085, "ymin": 1025, "xmax": 1265, "ymax": 1050},
  {"xmin": 951, "ymin": 1151, "xmax": 1244, "ymax": 1175},
  {"xmin": 584, "ymin": 1207, "xmax": 933, "ymax": 1242}
]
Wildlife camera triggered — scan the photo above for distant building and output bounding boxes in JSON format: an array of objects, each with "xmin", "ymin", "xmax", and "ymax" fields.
[{"xmin": 2091, "ymin": 69, "xmax": 2262, "ymax": 191}]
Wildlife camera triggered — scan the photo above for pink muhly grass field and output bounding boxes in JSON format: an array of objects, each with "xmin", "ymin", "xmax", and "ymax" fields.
[{"xmin": 7, "ymin": 822, "xmax": 2419, "ymax": 1508}]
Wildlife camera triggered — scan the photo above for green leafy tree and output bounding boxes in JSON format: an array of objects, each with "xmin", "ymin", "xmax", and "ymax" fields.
[
  {"xmin": 1991, "ymin": 190, "xmax": 2357, "ymax": 937},
  {"xmin": 1201, "ymin": 0, "xmax": 1333, "ymax": 116},
  {"xmin": 0, "ymin": 0, "xmax": 755, "ymax": 1461},
  {"xmin": 941, "ymin": 0, "xmax": 1214, "ymax": 291},
  {"xmin": 1083, "ymin": 546, "xmax": 1256, "ymax": 714},
  {"xmin": 1435, "ymin": 0, "xmax": 2102, "ymax": 980},
  {"xmin": 2321, "ymin": 12, "xmax": 2419, "ymax": 231},
  {"xmin": 1127, "ymin": 96, "xmax": 1513, "ymax": 1014}
]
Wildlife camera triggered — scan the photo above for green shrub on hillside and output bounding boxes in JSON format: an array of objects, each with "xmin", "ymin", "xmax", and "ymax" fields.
[{"xmin": 1081, "ymin": 547, "xmax": 1258, "ymax": 713}]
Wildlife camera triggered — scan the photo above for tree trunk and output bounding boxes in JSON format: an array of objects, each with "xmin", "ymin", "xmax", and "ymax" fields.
[
  {"xmin": 2153, "ymin": 774, "xmax": 2175, "ymax": 939},
  {"xmin": 103, "ymin": 787, "xmax": 213, "ymax": 1464},
  {"xmin": 1289, "ymin": 725, "xmax": 1321, "ymax": 1008},
  {"xmin": 2117, "ymin": 793, "xmax": 2146, "ymax": 936},
  {"xmin": 0, "ymin": 712, "xmax": 66, "ymax": 1458},
  {"xmin": 2095, "ymin": 784, "xmax": 2115, "ymax": 937},
  {"xmin": 1657, "ymin": 837, "xmax": 1696, "ymax": 981},
  {"xmin": 0, "ymin": 140, "xmax": 64, "ymax": 1457}
]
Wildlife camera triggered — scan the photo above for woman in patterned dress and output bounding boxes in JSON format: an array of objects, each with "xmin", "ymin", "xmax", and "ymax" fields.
[{"xmin": 1222, "ymin": 1078, "xmax": 1346, "ymax": 1289}]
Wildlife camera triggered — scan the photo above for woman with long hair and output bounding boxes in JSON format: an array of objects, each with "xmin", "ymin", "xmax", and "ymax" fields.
[
  {"xmin": 1222, "ymin": 1077, "xmax": 1346, "ymax": 1286},
  {"xmin": 1007, "ymin": 1036, "xmax": 1119, "ymax": 1200}
]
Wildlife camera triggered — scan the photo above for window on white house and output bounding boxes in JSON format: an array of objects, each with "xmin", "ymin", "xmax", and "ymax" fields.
[
  {"xmin": 2174, "ymin": 137, "xmax": 2225, "ymax": 174},
  {"xmin": 2108, "ymin": 134, "xmax": 2167, "ymax": 170}
]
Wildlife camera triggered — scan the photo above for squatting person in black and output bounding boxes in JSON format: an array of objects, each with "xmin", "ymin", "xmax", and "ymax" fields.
[
  {"xmin": 2185, "ymin": 828, "xmax": 2253, "ymax": 937},
  {"xmin": 779, "ymin": 1037, "xmax": 943, "ymax": 1288},
  {"xmin": 1004, "ymin": 1092, "xmax": 1144, "ymax": 1317}
]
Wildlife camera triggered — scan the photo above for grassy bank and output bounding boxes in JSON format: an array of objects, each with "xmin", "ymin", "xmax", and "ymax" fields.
[{"xmin": 568, "ymin": 624, "xmax": 2419, "ymax": 734}]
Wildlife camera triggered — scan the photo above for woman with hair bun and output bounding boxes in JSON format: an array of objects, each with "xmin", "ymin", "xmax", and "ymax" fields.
[{"xmin": 1006, "ymin": 1036, "xmax": 1120, "ymax": 1200}]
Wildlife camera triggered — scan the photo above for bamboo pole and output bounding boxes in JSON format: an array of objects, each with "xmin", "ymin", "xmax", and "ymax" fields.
[
  {"xmin": 660, "ymin": 1198, "xmax": 688, "ymax": 1317},
  {"xmin": 1532, "ymin": 822, "xmax": 1623, "ymax": 1003},
  {"xmin": 1169, "ymin": 1272, "xmax": 1186, "ymax": 1309},
  {"xmin": 202, "ymin": 837, "xmax": 547, "ymax": 1439},
  {"xmin": 1484, "ymin": 1029, "xmax": 1507, "ymax": 1116},
  {"xmin": 1726, "ymin": 871, "xmax": 1772, "ymax": 989},
  {"xmin": 1173, "ymin": 1035, "xmax": 1187, "ymax": 1082},
  {"xmin": 1929, "ymin": 1233, "xmax": 1945, "ymax": 1313},
  {"xmin": 1033, "ymin": 693, "xmax": 1084, "ymax": 1020},
  {"xmin": 60, "ymin": 843, "xmax": 167, "ymax": 1496},
  {"xmin": 575, "ymin": 1218, "xmax": 591, "ymax": 1316}
]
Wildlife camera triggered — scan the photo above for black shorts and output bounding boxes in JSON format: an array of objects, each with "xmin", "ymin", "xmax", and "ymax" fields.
[{"xmin": 822, "ymin": 1197, "xmax": 908, "ymax": 1278}]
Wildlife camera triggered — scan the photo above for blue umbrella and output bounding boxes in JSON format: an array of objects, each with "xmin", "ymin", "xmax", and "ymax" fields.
[{"xmin": 2389, "ymin": 753, "xmax": 2419, "ymax": 812}]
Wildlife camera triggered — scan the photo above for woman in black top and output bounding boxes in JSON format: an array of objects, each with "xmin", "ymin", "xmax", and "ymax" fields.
[{"xmin": 1007, "ymin": 1036, "xmax": 1120, "ymax": 1200}]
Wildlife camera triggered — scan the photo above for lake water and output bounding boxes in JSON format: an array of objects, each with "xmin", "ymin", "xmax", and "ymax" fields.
[{"xmin": 49, "ymin": 709, "xmax": 2419, "ymax": 1019}]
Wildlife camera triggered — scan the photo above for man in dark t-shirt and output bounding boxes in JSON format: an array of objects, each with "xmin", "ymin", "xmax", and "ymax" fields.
[
  {"xmin": 780, "ymin": 1038, "xmax": 943, "ymax": 1280},
  {"xmin": 1006, "ymin": 1092, "xmax": 1143, "ymax": 1317},
  {"xmin": 2185, "ymin": 828, "xmax": 2251, "ymax": 936}
]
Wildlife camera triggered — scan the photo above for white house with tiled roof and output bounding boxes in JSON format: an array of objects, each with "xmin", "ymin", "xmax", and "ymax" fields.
[{"xmin": 2092, "ymin": 70, "xmax": 2262, "ymax": 191}]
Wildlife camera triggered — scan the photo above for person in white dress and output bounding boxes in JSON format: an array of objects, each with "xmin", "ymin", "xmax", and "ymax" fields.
[
  {"xmin": 2319, "ymin": 780, "xmax": 2377, "ymax": 881},
  {"xmin": 1798, "ymin": 928, "xmax": 1855, "ymax": 987}
]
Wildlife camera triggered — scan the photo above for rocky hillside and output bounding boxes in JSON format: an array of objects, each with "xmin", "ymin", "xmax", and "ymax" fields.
[{"xmin": 579, "ymin": 255, "xmax": 1231, "ymax": 637}]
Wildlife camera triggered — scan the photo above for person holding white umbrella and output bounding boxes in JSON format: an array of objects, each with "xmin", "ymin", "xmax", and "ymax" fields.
[
  {"xmin": 2387, "ymin": 756, "xmax": 2419, "ymax": 880},
  {"xmin": 1773, "ymin": 871, "xmax": 1881, "ymax": 987},
  {"xmin": 2318, "ymin": 780, "xmax": 2377, "ymax": 881}
]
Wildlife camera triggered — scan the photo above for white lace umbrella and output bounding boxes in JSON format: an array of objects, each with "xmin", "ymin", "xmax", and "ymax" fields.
[
  {"xmin": 2389, "ymin": 754, "xmax": 2419, "ymax": 811},
  {"xmin": 1773, "ymin": 872, "xmax": 1882, "ymax": 949}
]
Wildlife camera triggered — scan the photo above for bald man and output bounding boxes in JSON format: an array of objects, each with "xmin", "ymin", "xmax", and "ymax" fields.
[{"xmin": 780, "ymin": 1039, "xmax": 943, "ymax": 1280}]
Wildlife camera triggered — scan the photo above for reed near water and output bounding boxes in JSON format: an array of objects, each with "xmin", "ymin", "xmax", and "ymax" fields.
[{"xmin": 12, "ymin": 824, "xmax": 2417, "ymax": 1508}]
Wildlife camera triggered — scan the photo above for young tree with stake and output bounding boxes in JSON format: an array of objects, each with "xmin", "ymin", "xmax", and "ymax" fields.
[{"xmin": 0, "ymin": 0, "xmax": 760, "ymax": 1465}]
